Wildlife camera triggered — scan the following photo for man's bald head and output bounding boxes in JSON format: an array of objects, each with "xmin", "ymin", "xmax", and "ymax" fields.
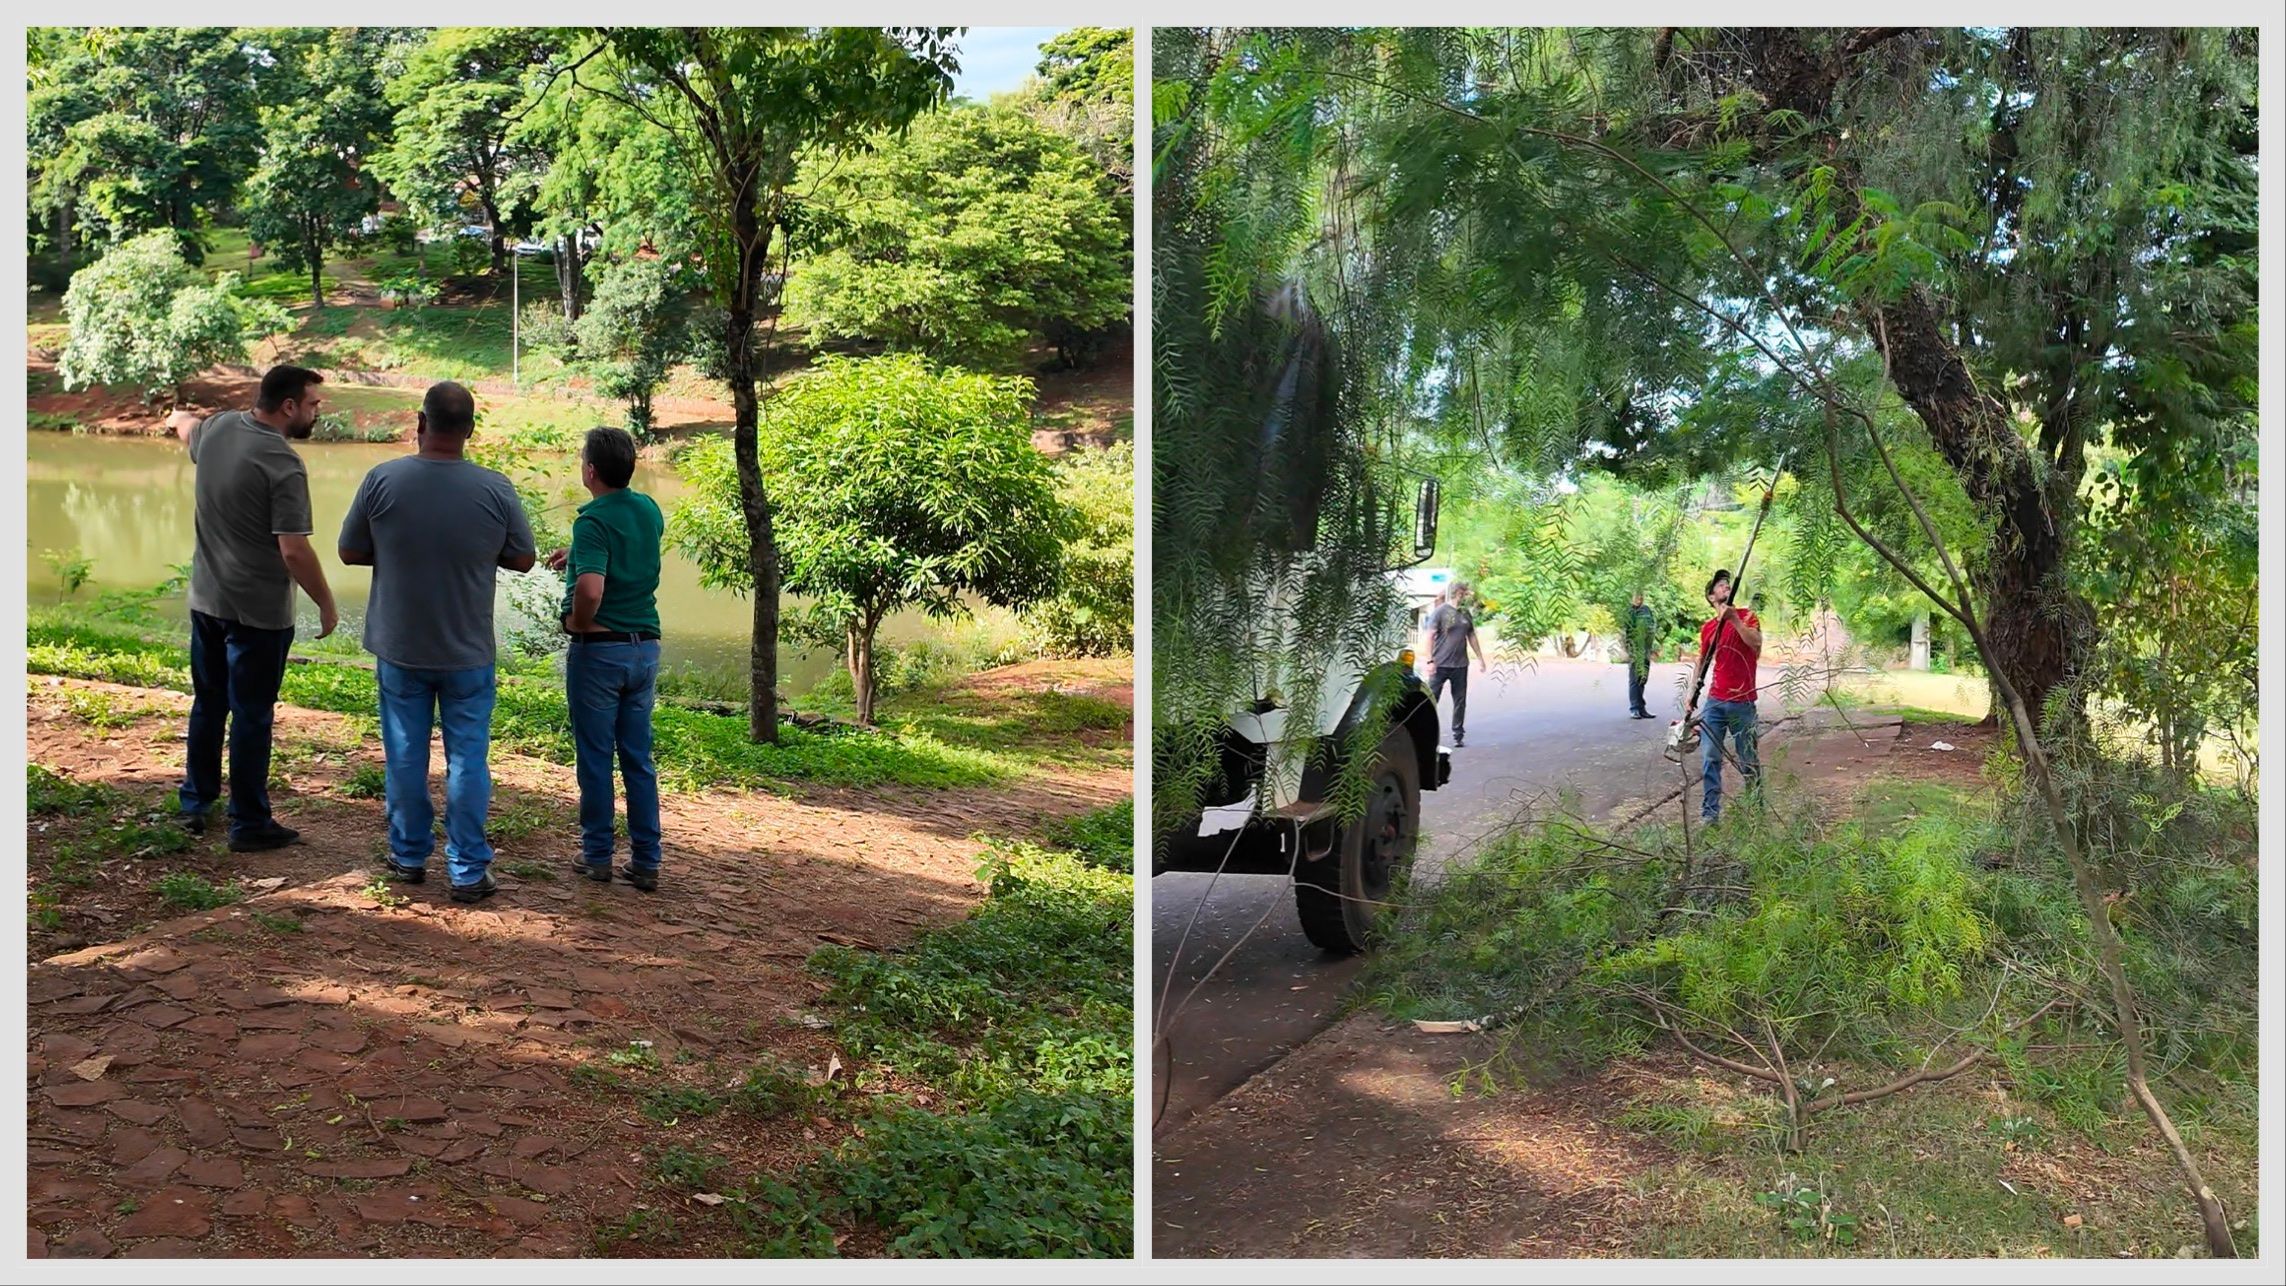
[{"xmin": 421, "ymin": 382, "xmax": 476, "ymax": 439}]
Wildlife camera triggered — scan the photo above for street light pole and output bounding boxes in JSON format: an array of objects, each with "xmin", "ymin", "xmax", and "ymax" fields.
[{"xmin": 512, "ymin": 241, "xmax": 520, "ymax": 390}]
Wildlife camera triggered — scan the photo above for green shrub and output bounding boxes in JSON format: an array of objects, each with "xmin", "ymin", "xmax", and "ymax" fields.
[
  {"xmin": 154, "ymin": 871, "xmax": 242, "ymax": 911},
  {"xmin": 818, "ymin": 1091, "xmax": 1131, "ymax": 1258}
]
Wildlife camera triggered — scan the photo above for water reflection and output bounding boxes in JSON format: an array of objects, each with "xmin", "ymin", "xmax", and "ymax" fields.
[{"xmin": 26, "ymin": 433, "xmax": 977, "ymax": 694}]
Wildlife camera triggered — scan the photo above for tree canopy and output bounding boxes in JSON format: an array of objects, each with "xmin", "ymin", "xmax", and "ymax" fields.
[{"xmin": 787, "ymin": 104, "xmax": 1131, "ymax": 368}]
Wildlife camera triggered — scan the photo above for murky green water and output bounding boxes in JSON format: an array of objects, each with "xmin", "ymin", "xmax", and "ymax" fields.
[{"xmin": 26, "ymin": 434, "xmax": 974, "ymax": 694}]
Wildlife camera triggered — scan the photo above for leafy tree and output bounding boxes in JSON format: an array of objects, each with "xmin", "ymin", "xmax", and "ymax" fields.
[
  {"xmin": 1034, "ymin": 27, "xmax": 1132, "ymax": 105},
  {"xmin": 27, "ymin": 27, "xmax": 266, "ymax": 263},
  {"xmin": 241, "ymin": 31, "xmax": 392, "ymax": 308},
  {"xmin": 579, "ymin": 25, "xmax": 959, "ymax": 744},
  {"xmin": 670, "ymin": 354, "xmax": 1067, "ymax": 724},
  {"xmin": 1024, "ymin": 442, "xmax": 1135, "ymax": 658},
  {"xmin": 374, "ymin": 27, "xmax": 558, "ymax": 273},
  {"xmin": 515, "ymin": 60, "xmax": 709, "ymax": 323},
  {"xmin": 1025, "ymin": 27, "xmax": 1134, "ymax": 206},
  {"xmin": 788, "ymin": 104, "xmax": 1129, "ymax": 370},
  {"xmin": 57, "ymin": 231, "xmax": 290, "ymax": 404},
  {"xmin": 568, "ymin": 255, "xmax": 702, "ymax": 434}
]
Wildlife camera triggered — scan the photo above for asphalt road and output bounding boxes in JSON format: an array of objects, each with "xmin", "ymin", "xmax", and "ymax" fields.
[{"xmin": 1150, "ymin": 655, "xmax": 1761, "ymax": 1131}]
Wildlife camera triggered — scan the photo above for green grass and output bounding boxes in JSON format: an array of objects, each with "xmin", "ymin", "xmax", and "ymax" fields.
[
  {"xmin": 28, "ymin": 764, "xmax": 123, "ymax": 816},
  {"xmin": 28, "ymin": 612, "xmax": 1014, "ymax": 791},
  {"xmin": 650, "ymin": 823, "xmax": 1135, "ymax": 1258},
  {"xmin": 29, "ymin": 410, "xmax": 81, "ymax": 431},
  {"xmin": 1356, "ymin": 757, "xmax": 2256, "ymax": 1260},
  {"xmin": 793, "ymin": 831, "xmax": 1134, "ymax": 1256},
  {"xmin": 1044, "ymin": 800, "xmax": 1134, "ymax": 873},
  {"xmin": 153, "ymin": 871, "xmax": 243, "ymax": 911},
  {"xmin": 1623, "ymin": 1081, "xmax": 2259, "ymax": 1258}
]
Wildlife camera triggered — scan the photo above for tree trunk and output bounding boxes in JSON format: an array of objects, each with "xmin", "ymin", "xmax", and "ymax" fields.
[
  {"xmin": 848, "ymin": 613, "xmax": 880, "ymax": 727},
  {"xmin": 309, "ymin": 241, "xmax": 325, "ymax": 309},
  {"xmin": 556, "ymin": 232, "xmax": 586, "ymax": 322},
  {"xmin": 1863, "ymin": 288, "xmax": 2088, "ymax": 726},
  {"xmin": 727, "ymin": 191, "xmax": 781, "ymax": 745}
]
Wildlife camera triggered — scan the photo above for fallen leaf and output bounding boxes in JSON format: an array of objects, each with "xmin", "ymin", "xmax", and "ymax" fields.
[
  {"xmin": 2064, "ymin": 1214, "xmax": 2083, "ymax": 1229},
  {"xmin": 692, "ymin": 1193, "xmax": 725, "ymax": 1207},
  {"xmin": 248, "ymin": 877, "xmax": 287, "ymax": 892}
]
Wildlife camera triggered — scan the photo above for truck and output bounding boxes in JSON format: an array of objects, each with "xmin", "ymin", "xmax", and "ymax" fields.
[{"xmin": 1151, "ymin": 291, "xmax": 1453, "ymax": 955}]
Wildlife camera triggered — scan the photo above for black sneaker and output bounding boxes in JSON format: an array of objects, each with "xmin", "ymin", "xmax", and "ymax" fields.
[
  {"xmin": 229, "ymin": 823, "xmax": 302, "ymax": 853},
  {"xmin": 179, "ymin": 812, "xmax": 208, "ymax": 837},
  {"xmin": 616, "ymin": 864, "xmax": 659, "ymax": 893},
  {"xmin": 383, "ymin": 860, "xmax": 427, "ymax": 884},
  {"xmin": 571, "ymin": 860, "xmax": 612, "ymax": 883},
  {"xmin": 449, "ymin": 871, "xmax": 498, "ymax": 904}
]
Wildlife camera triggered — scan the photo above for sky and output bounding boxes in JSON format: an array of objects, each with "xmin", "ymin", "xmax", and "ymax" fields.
[{"xmin": 949, "ymin": 26, "xmax": 1069, "ymax": 101}]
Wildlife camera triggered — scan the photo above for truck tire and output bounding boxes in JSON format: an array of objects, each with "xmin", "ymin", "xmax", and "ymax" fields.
[{"xmin": 1295, "ymin": 726, "xmax": 1421, "ymax": 954}]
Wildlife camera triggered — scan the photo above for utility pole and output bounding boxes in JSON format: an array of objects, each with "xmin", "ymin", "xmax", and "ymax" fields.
[{"xmin": 511, "ymin": 239, "xmax": 520, "ymax": 390}]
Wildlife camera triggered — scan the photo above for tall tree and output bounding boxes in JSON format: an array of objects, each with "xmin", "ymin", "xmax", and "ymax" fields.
[
  {"xmin": 515, "ymin": 57, "xmax": 709, "ymax": 322},
  {"xmin": 374, "ymin": 27, "xmax": 558, "ymax": 273},
  {"xmin": 27, "ymin": 26, "xmax": 266, "ymax": 262},
  {"xmin": 787, "ymin": 104, "xmax": 1130, "ymax": 368},
  {"xmin": 576, "ymin": 27, "xmax": 959, "ymax": 743},
  {"xmin": 242, "ymin": 30, "xmax": 393, "ymax": 308}
]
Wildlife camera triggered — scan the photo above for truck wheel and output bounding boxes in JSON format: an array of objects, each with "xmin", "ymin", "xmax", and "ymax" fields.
[{"xmin": 1295, "ymin": 726, "xmax": 1421, "ymax": 954}]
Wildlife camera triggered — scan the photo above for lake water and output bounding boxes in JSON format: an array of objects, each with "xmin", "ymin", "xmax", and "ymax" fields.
[{"xmin": 25, "ymin": 433, "xmax": 976, "ymax": 695}]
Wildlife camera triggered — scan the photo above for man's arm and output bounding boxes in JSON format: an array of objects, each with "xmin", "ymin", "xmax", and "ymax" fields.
[
  {"xmin": 1468, "ymin": 626, "xmax": 1488, "ymax": 670},
  {"xmin": 337, "ymin": 474, "xmax": 374, "ymax": 566},
  {"xmin": 499, "ymin": 489, "xmax": 539, "ymax": 573},
  {"xmin": 1725, "ymin": 607, "xmax": 1763, "ymax": 652},
  {"xmin": 565, "ymin": 573, "xmax": 607, "ymax": 633},
  {"xmin": 277, "ymin": 535, "xmax": 339, "ymax": 638}
]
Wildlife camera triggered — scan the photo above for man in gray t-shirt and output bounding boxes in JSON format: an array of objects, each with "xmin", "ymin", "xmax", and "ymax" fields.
[
  {"xmin": 1420, "ymin": 581, "xmax": 1488, "ymax": 748},
  {"xmin": 177, "ymin": 365, "xmax": 340, "ymax": 851},
  {"xmin": 338, "ymin": 381, "xmax": 537, "ymax": 903}
]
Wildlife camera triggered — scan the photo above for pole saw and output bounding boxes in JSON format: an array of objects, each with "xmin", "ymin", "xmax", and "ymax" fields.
[{"xmin": 1666, "ymin": 451, "xmax": 1790, "ymax": 763}]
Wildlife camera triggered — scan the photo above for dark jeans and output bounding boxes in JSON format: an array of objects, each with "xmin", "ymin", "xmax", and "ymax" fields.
[
  {"xmin": 1431, "ymin": 665, "xmax": 1469, "ymax": 743},
  {"xmin": 179, "ymin": 609, "xmax": 295, "ymax": 840},
  {"xmin": 1700, "ymin": 697, "xmax": 1762, "ymax": 821},
  {"xmin": 1627, "ymin": 662, "xmax": 1650, "ymax": 716},
  {"xmin": 376, "ymin": 661, "xmax": 498, "ymax": 887},
  {"xmin": 567, "ymin": 640, "xmax": 662, "ymax": 871}
]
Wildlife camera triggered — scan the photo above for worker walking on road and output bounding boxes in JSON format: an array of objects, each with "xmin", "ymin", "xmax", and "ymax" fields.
[
  {"xmin": 1422, "ymin": 580, "xmax": 1488, "ymax": 749},
  {"xmin": 1624, "ymin": 590, "xmax": 1657, "ymax": 721},
  {"xmin": 1689, "ymin": 569, "xmax": 1763, "ymax": 823}
]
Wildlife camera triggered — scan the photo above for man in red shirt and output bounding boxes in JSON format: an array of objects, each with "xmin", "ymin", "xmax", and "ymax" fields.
[{"xmin": 1690, "ymin": 568, "xmax": 1763, "ymax": 822}]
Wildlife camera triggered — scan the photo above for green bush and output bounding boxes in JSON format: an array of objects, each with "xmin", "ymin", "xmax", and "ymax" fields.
[
  {"xmin": 1022, "ymin": 443, "xmax": 1133, "ymax": 658},
  {"xmin": 818, "ymin": 1091, "xmax": 1130, "ymax": 1258},
  {"xmin": 810, "ymin": 841, "xmax": 1131, "ymax": 1103},
  {"xmin": 57, "ymin": 232, "xmax": 290, "ymax": 403}
]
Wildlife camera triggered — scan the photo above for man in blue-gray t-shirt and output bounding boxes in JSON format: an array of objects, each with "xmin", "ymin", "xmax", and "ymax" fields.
[{"xmin": 338, "ymin": 381, "xmax": 536, "ymax": 904}]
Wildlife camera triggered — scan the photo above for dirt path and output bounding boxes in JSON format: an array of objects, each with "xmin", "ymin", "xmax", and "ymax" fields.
[
  {"xmin": 1151, "ymin": 717, "xmax": 1988, "ymax": 1259},
  {"xmin": 26, "ymin": 671, "xmax": 1129, "ymax": 1259}
]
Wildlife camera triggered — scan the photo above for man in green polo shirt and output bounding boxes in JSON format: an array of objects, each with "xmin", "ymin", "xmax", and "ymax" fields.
[{"xmin": 545, "ymin": 427, "xmax": 667, "ymax": 890}]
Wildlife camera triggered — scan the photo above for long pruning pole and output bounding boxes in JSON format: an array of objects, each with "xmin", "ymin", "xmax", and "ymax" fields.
[{"xmin": 1672, "ymin": 451, "xmax": 1789, "ymax": 749}]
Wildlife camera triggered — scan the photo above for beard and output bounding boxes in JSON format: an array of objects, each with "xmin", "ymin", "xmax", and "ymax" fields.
[{"xmin": 286, "ymin": 411, "xmax": 317, "ymax": 440}]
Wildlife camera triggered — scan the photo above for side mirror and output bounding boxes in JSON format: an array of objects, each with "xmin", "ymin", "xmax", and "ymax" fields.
[{"xmin": 1412, "ymin": 477, "xmax": 1440, "ymax": 562}]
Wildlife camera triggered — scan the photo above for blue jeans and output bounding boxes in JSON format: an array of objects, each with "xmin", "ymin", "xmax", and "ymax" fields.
[
  {"xmin": 1700, "ymin": 697, "xmax": 1761, "ymax": 821},
  {"xmin": 566, "ymin": 640, "xmax": 662, "ymax": 871},
  {"xmin": 179, "ymin": 609, "xmax": 295, "ymax": 840},
  {"xmin": 376, "ymin": 660, "xmax": 497, "ymax": 887},
  {"xmin": 1627, "ymin": 662, "xmax": 1650, "ymax": 716}
]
